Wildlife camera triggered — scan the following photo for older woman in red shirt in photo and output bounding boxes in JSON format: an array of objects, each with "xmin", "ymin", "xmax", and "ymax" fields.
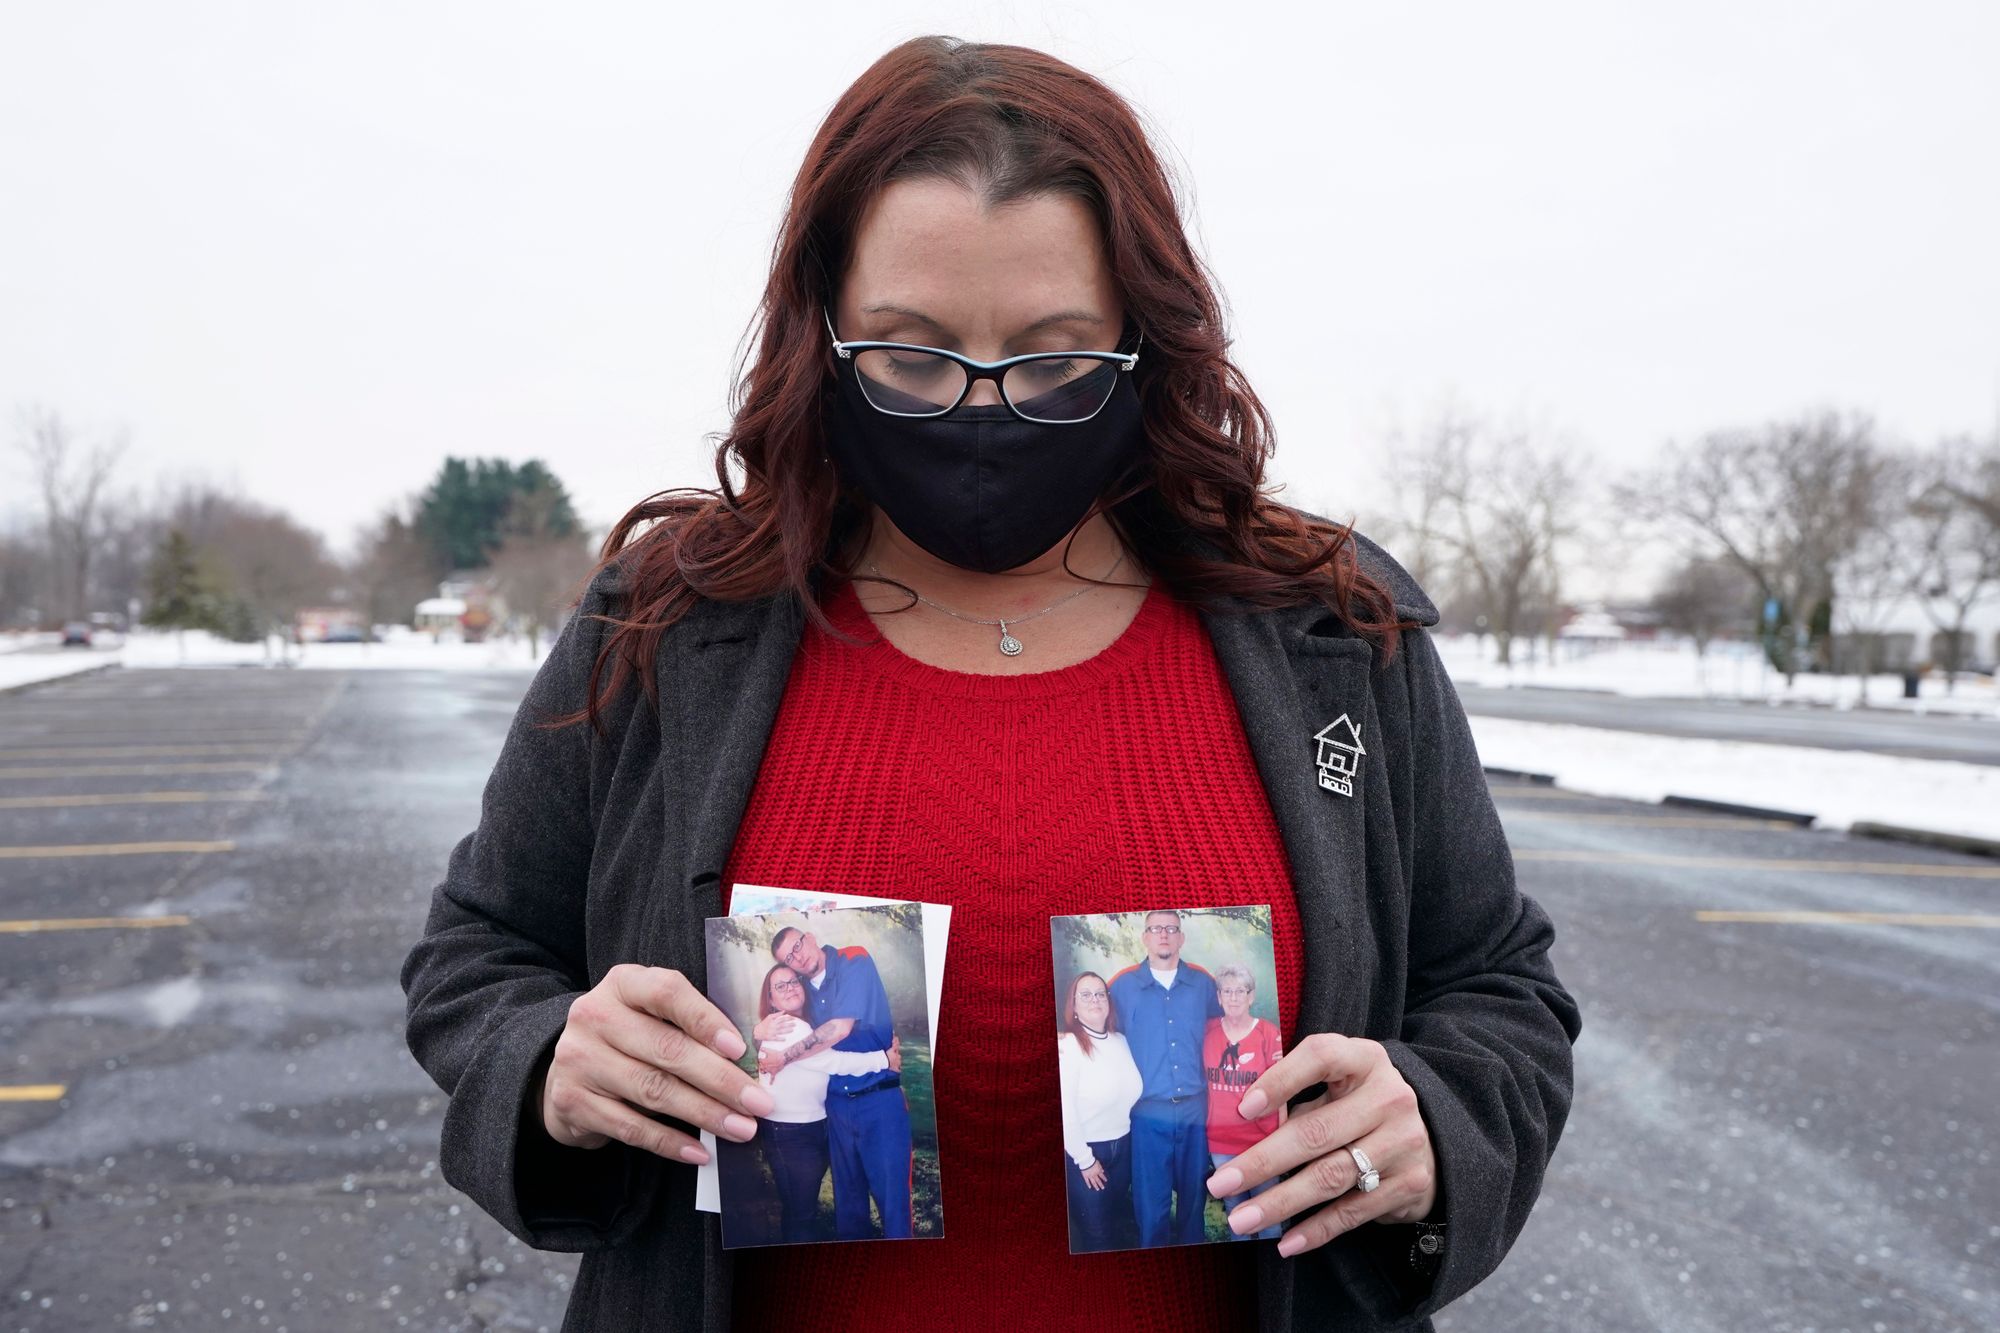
[{"xmin": 1205, "ymin": 964, "xmax": 1285, "ymax": 1240}]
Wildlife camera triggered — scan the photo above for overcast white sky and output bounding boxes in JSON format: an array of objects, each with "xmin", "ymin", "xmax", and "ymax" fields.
[{"xmin": 2, "ymin": 1, "xmax": 1996, "ymax": 571}]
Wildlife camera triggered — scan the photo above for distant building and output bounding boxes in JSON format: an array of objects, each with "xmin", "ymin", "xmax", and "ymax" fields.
[{"xmin": 416, "ymin": 570, "xmax": 511, "ymax": 643}]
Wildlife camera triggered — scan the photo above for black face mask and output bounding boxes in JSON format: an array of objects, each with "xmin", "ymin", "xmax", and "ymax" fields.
[{"xmin": 823, "ymin": 354, "xmax": 1148, "ymax": 574}]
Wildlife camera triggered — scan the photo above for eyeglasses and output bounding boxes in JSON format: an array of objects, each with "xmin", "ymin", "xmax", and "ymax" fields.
[
  {"xmin": 824, "ymin": 306, "xmax": 1142, "ymax": 424},
  {"xmin": 778, "ymin": 936, "xmax": 812, "ymax": 967},
  {"xmin": 1219, "ymin": 987, "xmax": 1253, "ymax": 998},
  {"xmin": 771, "ymin": 979, "xmax": 804, "ymax": 993},
  {"xmin": 1143, "ymin": 924, "xmax": 1182, "ymax": 936}
]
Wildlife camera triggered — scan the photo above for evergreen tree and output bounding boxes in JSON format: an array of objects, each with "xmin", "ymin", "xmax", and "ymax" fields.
[
  {"xmin": 141, "ymin": 528, "xmax": 226, "ymax": 634},
  {"xmin": 414, "ymin": 457, "xmax": 581, "ymax": 571}
]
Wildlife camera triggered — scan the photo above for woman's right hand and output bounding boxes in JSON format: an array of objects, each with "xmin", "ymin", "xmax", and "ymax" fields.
[
  {"xmin": 534, "ymin": 964, "xmax": 776, "ymax": 1164},
  {"xmin": 1080, "ymin": 1160, "xmax": 1108, "ymax": 1190}
]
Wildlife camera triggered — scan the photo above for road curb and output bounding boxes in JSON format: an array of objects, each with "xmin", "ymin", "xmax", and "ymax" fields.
[
  {"xmin": 1849, "ymin": 821, "xmax": 2000, "ymax": 861},
  {"xmin": 1662, "ymin": 794, "xmax": 1817, "ymax": 827},
  {"xmin": 1481, "ymin": 765, "xmax": 2000, "ymax": 857},
  {"xmin": 1482, "ymin": 766, "xmax": 1556, "ymax": 785},
  {"xmin": 0, "ymin": 660, "xmax": 121, "ymax": 697}
]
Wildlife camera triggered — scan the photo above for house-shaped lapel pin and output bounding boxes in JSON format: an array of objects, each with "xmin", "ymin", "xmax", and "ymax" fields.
[{"xmin": 1313, "ymin": 715, "xmax": 1366, "ymax": 797}]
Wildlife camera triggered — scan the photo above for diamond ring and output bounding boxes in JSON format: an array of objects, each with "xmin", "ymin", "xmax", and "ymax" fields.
[{"xmin": 1346, "ymin": 1145, "xmax": 1381, "ymax": 1193}]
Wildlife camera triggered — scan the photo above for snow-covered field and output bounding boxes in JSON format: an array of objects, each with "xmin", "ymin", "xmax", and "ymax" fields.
[
  {"xmin": 0, "ymin": 626, "xmax": 553, "ymax": 693},
  {"xmin": 1436, "ymin": 634, "xmax": 2000, "ymax": 718}
]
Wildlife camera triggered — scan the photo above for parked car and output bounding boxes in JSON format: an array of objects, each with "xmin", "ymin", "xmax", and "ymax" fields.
[{"xmin": 61, "ymin": 622, "xmax": 93, "ymax": 647}]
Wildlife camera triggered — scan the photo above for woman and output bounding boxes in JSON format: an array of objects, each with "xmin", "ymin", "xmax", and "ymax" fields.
[
  {"xmin": 1057, "ymin": 971, "xmax": 1144, "ymax": 1253},
  {"xmin": 1204, "ymin": 964, "xmax": 1285, "ymax": 1241},
  {"xmin": 401, "ymin": 34, "xmax": 1580, "ymax": 1333},
  {"xmin": 742, "ymin": 964, "xmax": 898, "ymax": 1244}
]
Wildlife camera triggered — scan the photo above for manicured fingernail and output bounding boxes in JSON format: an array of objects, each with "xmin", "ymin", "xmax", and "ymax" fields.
[
  {"xmin": 1277, "ymin": 1234, "xmax": 1306, "ymax": 1257},
  {"xmin": 739, "ymin": 1084, "xmax": 775, "ymax": 1116},
  {"xmin": 1229, "ymin": 1205, "xmax": 1263, "ymax": 1234},
  {"xmin": 1207, "ymin": 1167, "xmax": 1242, "ymax": 1197},
  {"xmin": 678, "ymin": 1143, "xmax": 711, "ymax": 1164},
  {"xmin": 714, "ymin": 1027, "xmax": 746, "ymax": 1059},
  {"xmin": 1238, "ymin": 1089, "xmax": 1268, "ymax": 1118},
  {"xmin": 722, "ymin": 1113, "xmax": 758, "ymax": 1141}
]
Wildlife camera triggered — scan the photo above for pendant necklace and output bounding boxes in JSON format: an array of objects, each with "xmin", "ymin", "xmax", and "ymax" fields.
[{"xmin": 864, "ymin": 551, "xmax": 1128, "ymax": 657}]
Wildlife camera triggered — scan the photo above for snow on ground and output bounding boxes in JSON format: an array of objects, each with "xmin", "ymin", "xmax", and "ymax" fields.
[
  {"xmin": 0, "ymin": 627, "xmax": 553, "ymax": 692},
  {"xmin": 0, "ymin": 649, "xmax": 118, "ymax": 692},
  {"xmin": 1437, "ymin": 634, "xmax": 2000, "ymax": 718},
  {"xmin": 1467, "ymin": 714, "xmax": 2000, "ymax": 843},
  {"xmin": 118, "ymin": 626, "xmax": 554, "ymax": 670}
]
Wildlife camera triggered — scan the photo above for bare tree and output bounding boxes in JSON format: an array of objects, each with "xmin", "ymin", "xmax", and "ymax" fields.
[
  {"xmin": 203, "ymin": 503, "xmax": 342, "ymax": 659},
  {"xmin": 487, "ymin": 486, "xmax": 596, "ymax": 655},
  {"xmin": 1384, "ymin": 406, "xmax": 1582, "ymax": 664},
  {"xmin": 1617, "ymin": 408, "xmax": 1887, "ymax": 685},
  {"xmin": 1830, "ymin": 455, "xmax": 1922, "ymax": 703},
  {"xmin": 14, "ymin": 404, "xmax": 128, "ymax": 622},
  {"xmin": 1650, "ymin": 554, "xmax": 1758, "ymax": 660},
  {"xmin": 1905, "ymin": 435, "xmax": 2000, "ymax": 690},
  {"xmin": 348, "ymin": 502, "xmax": 446, "ymax": 640}
]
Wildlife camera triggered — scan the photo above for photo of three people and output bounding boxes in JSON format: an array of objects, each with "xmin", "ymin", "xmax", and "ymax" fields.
[
  {"xmin": 1052, "ymin": 906, "xmax": 1287, "ymax": 1253},
  {"xmin": 704, "ymin": 902, "xmax": 943, "ymax": 1248}
]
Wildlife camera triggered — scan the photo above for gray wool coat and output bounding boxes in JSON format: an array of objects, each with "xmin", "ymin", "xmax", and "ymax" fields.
[{"xmin": 399, "ymin": 531, "xmax": 1582, "ymax": 1332}]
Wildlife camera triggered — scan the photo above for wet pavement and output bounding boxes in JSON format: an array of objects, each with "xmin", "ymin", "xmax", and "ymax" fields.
[
  {"xmin": 1, "ymin": 668, "xmax": 576, "ymax": 1332},
  {"xmin": 2, "ymin": 668, "xmax": 1995, "ymax": 1330}
]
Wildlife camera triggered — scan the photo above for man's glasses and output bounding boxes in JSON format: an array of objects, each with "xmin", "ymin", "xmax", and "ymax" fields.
[
  {"xmin": 778, "ymin": 936, "xmax": 811, "ymax": 967},
  {"xmin": 1143, "ymin": 924, "xmax": 1182, "ymax": 936},
  {"xmin": 824, "ymin": 306, "xmax": 1142, "ymax": 424}
]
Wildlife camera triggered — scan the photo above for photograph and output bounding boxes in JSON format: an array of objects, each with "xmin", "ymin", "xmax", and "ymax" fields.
[
  {"xmin": 704, "ymin": 902, "xmax": 944, "ymax": 1248},
  {"xmin": 1050, "ymin": 906, "xmax": 1286, "ymax": 1253}
]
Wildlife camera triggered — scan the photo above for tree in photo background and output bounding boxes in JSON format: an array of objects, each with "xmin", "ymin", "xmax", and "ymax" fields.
[{"xmin": 1050, "ymin": 905, "xmax": 1279, "ymax": 1030}]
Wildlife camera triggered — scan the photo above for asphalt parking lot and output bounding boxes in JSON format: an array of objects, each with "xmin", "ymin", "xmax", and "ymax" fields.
[{"xmin": 2, "ymin": 666, "xmax": 1996, "ymax": 1331}]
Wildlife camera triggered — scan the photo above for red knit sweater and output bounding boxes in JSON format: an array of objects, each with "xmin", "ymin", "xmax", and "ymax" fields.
[{"xmin": 723, "ymin": 576, "xmax": 1302, "ymax": 1331}]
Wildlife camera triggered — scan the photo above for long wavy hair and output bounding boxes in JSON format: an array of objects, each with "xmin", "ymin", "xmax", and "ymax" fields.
[{"xmin": 552, "ymin": 35, "xmax": 1418, "ymax": 735}]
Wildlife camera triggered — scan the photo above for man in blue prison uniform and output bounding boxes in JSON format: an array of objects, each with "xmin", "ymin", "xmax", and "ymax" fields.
[
  {"xmin": 1108, "ymin": 909, "xmax": 1224, "ymax": 1247},
  {"xmin": 767, "ymin": 926, "xmax": 912, "ymax": 1240}
]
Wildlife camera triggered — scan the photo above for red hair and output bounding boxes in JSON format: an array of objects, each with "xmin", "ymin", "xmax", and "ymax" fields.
[
  {"xmin": 1063, "ymin": 971, "xmax": 1115, "ymax": 1059},
  {"xmin": 549, "ymin": 35, "xmax": 1418, "ymax": 735}
]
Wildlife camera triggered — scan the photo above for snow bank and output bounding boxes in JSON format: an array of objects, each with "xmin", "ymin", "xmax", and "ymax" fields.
[{"xmin": 1467, "ymin": 714, "xmax": 2000, "ymax": 843}]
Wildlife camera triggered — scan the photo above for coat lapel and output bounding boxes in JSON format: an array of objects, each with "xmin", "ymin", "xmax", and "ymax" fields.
[
  {"xmin": 1199, "ymin": 601, "xmax": 1380, "ymax": 1039},
  {"xmin": 650, "ymin": 590, "xmax": 806, "ymax": 982}
]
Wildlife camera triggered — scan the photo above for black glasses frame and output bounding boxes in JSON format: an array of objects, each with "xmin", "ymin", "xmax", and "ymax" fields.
[{"xmin": 823, "ymin": 306, "xmax": 1142, "ymax": 423}]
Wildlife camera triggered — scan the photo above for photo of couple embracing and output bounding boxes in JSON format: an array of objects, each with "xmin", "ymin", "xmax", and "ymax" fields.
[
  {"xmin": 706, "ymin": 903, "xmax": 942, "ymax": 1248},
  {"xmin": 1054, "ymin": 907, "xmax": 1286, "ymax": 1253}
]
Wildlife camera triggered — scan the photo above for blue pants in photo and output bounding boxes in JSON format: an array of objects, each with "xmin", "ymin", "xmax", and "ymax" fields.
[
  {"xmin": 1209, "ymin": 1150, "xmax": 1282, "ymax": 1240},
  {"xmin": 759, "ymin": 1116, "xmax": 832, "ymax": 1244},
  {"xmin": 1130, "ymin": 1095, "xmax": 1211, "ymax": 1247},
  {"xmin": 1064, "ymin": 1132, "xmax": 1136, "ymax": 1253},
  {"xmin": 827, "ymin": 1086, "xmax": 913, "ymax": 1239}
]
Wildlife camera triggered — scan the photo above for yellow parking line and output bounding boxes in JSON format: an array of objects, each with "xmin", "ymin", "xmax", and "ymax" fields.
[
  {"xmin": 0, "ymin": 790, "xmax": 267, "ymax": 810},
  {"xmin": 1505, "ymin": 812, "xmax": 1797, "ymax": 830},
  {"xmin": 0, "ymin": 1085, "xmax": 66, "ymax": 1102},
  {"xmin": 1516, "ymin": 849, "xmax": 2000, "ymax": 879},
  {"xmin": 0, "ymin": 915, "xmax": 192, "ymax": 933},
  {"xmin": 0, "ymin": 743, "xmax": 297, "ymax": 760},
  {"xmin": 0, "ymin": 840, "xmax": 234, "ymax": 858},
  {"xmin": 1697, "ymin": 910, "xmax": 2000, "ymax": 928},
  {"xmin": 0, "ymin": 761, "xmax": 274, "ymax": 778}
]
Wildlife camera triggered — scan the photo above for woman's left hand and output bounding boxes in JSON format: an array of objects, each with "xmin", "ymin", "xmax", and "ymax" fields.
[{"xmin": 1205, "ymin": 1034, "xmax": 1437, "ymax": 1257}]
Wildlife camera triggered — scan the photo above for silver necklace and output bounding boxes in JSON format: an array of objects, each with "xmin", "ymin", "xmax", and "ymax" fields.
[{"xmin": 864, "ymin": 552, "xmax": 1128, "ymax": 657}]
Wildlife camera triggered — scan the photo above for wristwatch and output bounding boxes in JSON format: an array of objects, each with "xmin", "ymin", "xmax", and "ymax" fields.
[{"xmin": 1409, "ymin": 1220, "xmax": 1446, "ymax": 1280}]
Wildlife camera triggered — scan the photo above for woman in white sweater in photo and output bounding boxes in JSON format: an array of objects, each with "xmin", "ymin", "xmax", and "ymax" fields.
[
  {"xmin": 749, "ymin": 964, "xmax": 899, "ymax": 1243},
  {"xmin": 1058, "ymin": 971, "xmax": 1146, "ymax": 1253}
]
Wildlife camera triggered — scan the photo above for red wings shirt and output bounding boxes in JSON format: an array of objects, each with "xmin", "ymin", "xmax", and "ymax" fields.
[{"xmin": 1203, "ymin": 1016, "xmax": 1284, "ymax": 1156}]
